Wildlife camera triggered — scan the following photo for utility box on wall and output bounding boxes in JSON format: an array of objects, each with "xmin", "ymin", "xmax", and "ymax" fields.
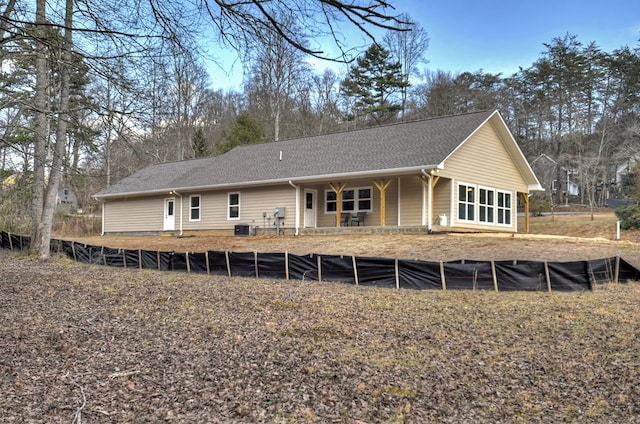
[{"xmin": 274, "ymin": 207, "xmax": 285, "ymax": 218}]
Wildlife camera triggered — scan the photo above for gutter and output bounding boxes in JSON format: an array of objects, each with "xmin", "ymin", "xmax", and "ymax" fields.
[
  {"xmin": 288, "ymin": 181, "xmax": 300, "ymax": 236},
  {"xmin": 92, "ymin": 164, "xmax": 442, "ymax": 201},
  {"xmin": 421, "ymin": 169, "xmax": 433, "ymax": 233},
  {"xmin": 170, "ymin": 190, "xmax": 183, "ymax": 237},
  {"xmin": 100, "ymin": 200, "xmax": 105, "ymax": 236}
]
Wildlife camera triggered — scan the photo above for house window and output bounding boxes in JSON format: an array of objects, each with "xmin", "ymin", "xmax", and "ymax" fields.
[
  {"xmin": 478, "ymin": 187, "xmax": 494, "ymax": 224},
  {"xmin": 326, "ymin": 191, "xmax": 337, "ymax": 212},
  {"xmin": 325, "ymin": 187, "xmax": 373, "ymax": 213},
  {"xmin": 342, "ymin": 189, "xmax": 355, "ymax": 211},
  {"xmin": 497, "ymin": 191, "xmax": 512, "ymax": 225},
  {"xmin": 358, "ymin": 188, "xmax": 372, "ymax": 211},
  {"xmin": 189, "ymin": 195, "xmax": 201, "ymax": 221},
  {"xmin": 458, "ymin": 184, "xmax": 475, "ymax": 221},
  {"xmin": 228, "ymin": 192, "xmax": 240, "ymax": 220}
]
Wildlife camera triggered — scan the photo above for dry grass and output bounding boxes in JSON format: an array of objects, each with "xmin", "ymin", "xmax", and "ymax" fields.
[
  {"xmin": 2, "ymin": 212, "xmax": 638, "ymax": 422},
  {"xmin": 1, "ymin": 250, "xmax": 638, "ymax": 422}
]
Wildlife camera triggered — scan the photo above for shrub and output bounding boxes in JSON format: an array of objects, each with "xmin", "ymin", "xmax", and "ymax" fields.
[
  {"xmin": 529, "ymin": 195, "xmax": 551, "ymax": 216},
  {"xmin": 615, "ymin": 203, "xmax": 640, "ymax": 229}
]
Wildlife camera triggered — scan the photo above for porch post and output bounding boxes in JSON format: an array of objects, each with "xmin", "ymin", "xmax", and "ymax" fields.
[
  {"xmin": 330, "ymin": 182, "xmax": 347, "ymax": 227},
  {"xmin": 373, "ymin": 179, "xmax": 392, "ymax": 226},
  {"xmin": 519, "ymin": 192, "xmax": 530, "ymax": 233}
]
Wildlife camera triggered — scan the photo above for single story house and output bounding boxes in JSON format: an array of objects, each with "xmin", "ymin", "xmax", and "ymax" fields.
[{"xmin": 93, "ymin": 110, "xmax": 543, "ymax": 235}]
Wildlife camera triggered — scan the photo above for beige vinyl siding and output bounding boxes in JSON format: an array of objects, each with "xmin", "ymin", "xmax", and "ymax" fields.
[
  {"xmin": 180, "ymin": 185, "xmax": 296, "ymax": 231},
  {"xmin": 442, "ymin": 123, "xmax": 528, "ymax": 191},
  {"xmin": 441, "ymin": 122, "xmax": 524, "ymax": 231},
  {"xmin": 399, "ymin": 176, "xmax": 424, "ymax": 226},
  {"xmin": 432, "ymin": 179, "xmax": 451, "ymax": 226},
  {"xmin": 103, "ymin": 195, "xmax": 165, "ymax": 233}
]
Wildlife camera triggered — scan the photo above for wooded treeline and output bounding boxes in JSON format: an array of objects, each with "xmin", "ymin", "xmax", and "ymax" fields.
[{"xmin": 1, "ymin": 1, "xmax": 639, "ymax": 253}]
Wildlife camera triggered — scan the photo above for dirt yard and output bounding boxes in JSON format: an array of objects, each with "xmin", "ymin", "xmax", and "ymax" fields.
[{"xmin": 71, "ymin": 213, "xmax": 640, "ymax": 268}]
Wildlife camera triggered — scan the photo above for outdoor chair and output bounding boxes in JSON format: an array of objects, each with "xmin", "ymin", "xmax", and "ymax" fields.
[
  {"xmin": 340, "ymin": 213, "xmax": 350, "ymax": 226},
  {"xmin": 351, "ymin": 211, "xmax": 366, "ymax": 226}
]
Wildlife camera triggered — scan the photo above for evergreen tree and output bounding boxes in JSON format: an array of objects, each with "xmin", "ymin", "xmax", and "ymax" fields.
[
  {"xmin": 341, "ymin": 44, "xmax": 408, "ymax": 126},
  {"xmin": 216, "ymin": 113, "xmax": 266, "ymax": 154},
  {"xmin": 192, "ymin": 127, "xmax": 211, "ymax": 158}
]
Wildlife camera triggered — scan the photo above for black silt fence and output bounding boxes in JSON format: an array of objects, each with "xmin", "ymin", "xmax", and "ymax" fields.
[
  {"xmin": 354, "ymin": 256, "xmax": 397, "ymax": 288},
  {"xmin": 397, "ymin": 259, "xmax": 442, "ymax": 290},
  {"xmin": 1, "ymin": 231, "xmax": 639, "ymax": 292},
  {"xmin": 494, "ymin": 260, "xmax": 548, "ymax": 291}
]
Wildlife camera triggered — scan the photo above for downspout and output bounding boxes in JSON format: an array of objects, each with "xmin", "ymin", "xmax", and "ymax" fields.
[
  {"xmin": 421, "ymin": 169, "xmax": 433, "ymax": 233},
  {"xmin": 100, "ymin": 199, "xmax": 105, "ymax": 236},
  {"xmin": 288, "ymin": 181, "xmax": 300, "ymax": 235},
  {"xmin": 171, "ymin": 190, "xmax": 183, "ymax": 237}
]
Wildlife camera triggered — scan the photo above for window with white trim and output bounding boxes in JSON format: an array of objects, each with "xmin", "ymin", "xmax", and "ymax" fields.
[
  {"xmin": 478, "ymin": 187, "xmax": 494, "ymax": 224},
  {"xmin": 325, "ymin": 187, "xmax": 372, "ymax": 213},
  {"xmin": 189, "ymin": 195, "xmax": 201, "ymax": 221},
  {"xmin": 458, "ymin": 184, "xmax": 475, "ymax": 221},
  {"xmin": 458, "ymin": 184, "xmax": 513, "ymax": 226},
  {"xmin": 228, "ymin": 192, "xmax": 240, "ymax": 220},
  {"xmin": 497, "ymin": 191, "xmax": 512, "ymax": 225}
]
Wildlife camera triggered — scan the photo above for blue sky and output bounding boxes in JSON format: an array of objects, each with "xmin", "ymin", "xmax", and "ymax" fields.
[{"xmin": 205, "ymin": 0, "xmax": 640, "ymax": 90}]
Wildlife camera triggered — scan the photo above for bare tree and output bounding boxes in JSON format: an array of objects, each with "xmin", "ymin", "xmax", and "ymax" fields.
[
  {"xmin": 244, "ymin": 13, "xmax": 312, "ymax": 141},
  {"xmin": 383, "ymin": 13, "xmax": 429, "ymax": 120}
]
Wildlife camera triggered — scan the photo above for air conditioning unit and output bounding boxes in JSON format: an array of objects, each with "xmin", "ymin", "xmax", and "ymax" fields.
[{"xmin": 234, "ymin": 224, "xmax": 251, "ymax": 236}]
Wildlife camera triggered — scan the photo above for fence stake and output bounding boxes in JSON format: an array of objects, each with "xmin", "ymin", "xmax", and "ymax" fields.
[
  {"xmin": 157, "ymin": 251, "xmax": 161, "ymax": 270},
  {"xmin": 254, "ymin": 251, "xmax": 259, "ymax": 279},
  {"xmin": 285, "ymin": 251, "xmax": 289, "ymax": 281},
  {"xmin": 8, "ymin": 232, "xmax": 12, "ymax": 251},
  {"xmin": 317, "ymin": 255, "xmax": 322, "ymax": 282},
  {"xmin": 122, "ymin": 249, "xmax": 127, "ymax": 269},
  {"xmin": 614, "ymin": 256, "xmax": 620, "ymax": 283},
  {"xmin": 225, "ymin": 251, "xmax": 231, "ymax": 277},
  {"xmin": 440, "ymin": 261, "xmax": 446, "ymax": 290},
  {"xmin": 395, "ymin": 258, "xmax": 400, "ymax": 290},
  {"xmin": 71, "ymin": 241, "xmax": 77, "ymax": 262},
  {"xmin": 352, "ymin": 256, "xmax": 358, "ymax": 286},
  {"xmin": 138, "ymin": 249, "xmax": 143, "ymax": 270},
  {"xmin": 186, "ymin": 252, "xmax": 191, "ymax": 273},
  {"xmin": 102, "ymin": 246, "xmax": 106, "ymax": 266},
  {"xmin": 491, "ymin": 260, "xmax": 498, "ymax": 291},
  {"xmin": 205, "ymin": 251, "xmax": 210, "ymax": 275},
  {"xmin": 544, "ymin": 261, "xmax": 551, "ymax": 292}
]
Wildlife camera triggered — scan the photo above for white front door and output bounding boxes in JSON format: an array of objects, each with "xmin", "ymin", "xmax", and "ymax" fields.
[
  {"xmin": 304, "ymin": 189, "xmax": 317, "ymax": 228},
  {"xmin": 164, "ymin": 198, "xmax": 175, "ymax": 231}
]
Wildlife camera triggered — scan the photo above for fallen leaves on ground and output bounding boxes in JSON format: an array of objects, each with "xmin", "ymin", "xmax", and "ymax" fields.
[{"xmin": 1, "ymin": 250, "xmax": 639, "ymax": 422}]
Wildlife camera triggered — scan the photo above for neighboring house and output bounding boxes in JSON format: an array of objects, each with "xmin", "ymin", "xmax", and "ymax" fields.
[
  {"xmin": 93, "ymin": 110, "xmax": 543, "ymax": 235},
  {"xmin": 530, "ymin": 154, "xmax": 579, "ymax": 198}
]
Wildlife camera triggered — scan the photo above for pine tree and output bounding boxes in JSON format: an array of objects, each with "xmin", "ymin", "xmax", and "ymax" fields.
[
  {"xmin": 192, "ymin": 127, "xmax": 211, "ymax": 158},
  {"xmin": 216, "ymin": 113, "xmax": 266, "ymax": 154},
  {"xmin": 341, "ymin": 44, "xmax": 408, "ymax": 126}
]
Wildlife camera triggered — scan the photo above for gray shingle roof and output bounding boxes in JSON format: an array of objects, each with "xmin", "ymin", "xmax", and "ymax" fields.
[{"xmin": 95, "ymin": 110, "xmax": 495, "ymax": 198}]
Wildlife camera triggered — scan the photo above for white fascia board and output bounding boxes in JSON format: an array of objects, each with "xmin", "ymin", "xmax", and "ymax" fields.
[{"xmin": 93, "ymin": 164, "xmax": 441, "ymax": 200}]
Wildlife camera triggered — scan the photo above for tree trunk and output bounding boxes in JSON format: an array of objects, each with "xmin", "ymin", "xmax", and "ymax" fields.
[
  {"xmin": 30, "ymin": 0, "xmax": 49, "ymax": 256},
  {"xmin": 31, "ymin": 0, "xmax": 73, "ymax": 258}
]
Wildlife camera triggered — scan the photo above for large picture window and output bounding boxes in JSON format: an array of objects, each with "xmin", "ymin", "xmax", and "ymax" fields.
[
  {"xmin": 325, "ymin": 187, "xmax": 372, "ymax": 213},
  {"xmin": 458, "ymin": 184, "xmax": 513, "ymax": 226},
  {"xmin": 228, "ymin": 192, "xmax": 240, "ymax": 220},
  {"xmin": 189, "ymin": 195, "xmax": 201, "ymax": 221}
]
